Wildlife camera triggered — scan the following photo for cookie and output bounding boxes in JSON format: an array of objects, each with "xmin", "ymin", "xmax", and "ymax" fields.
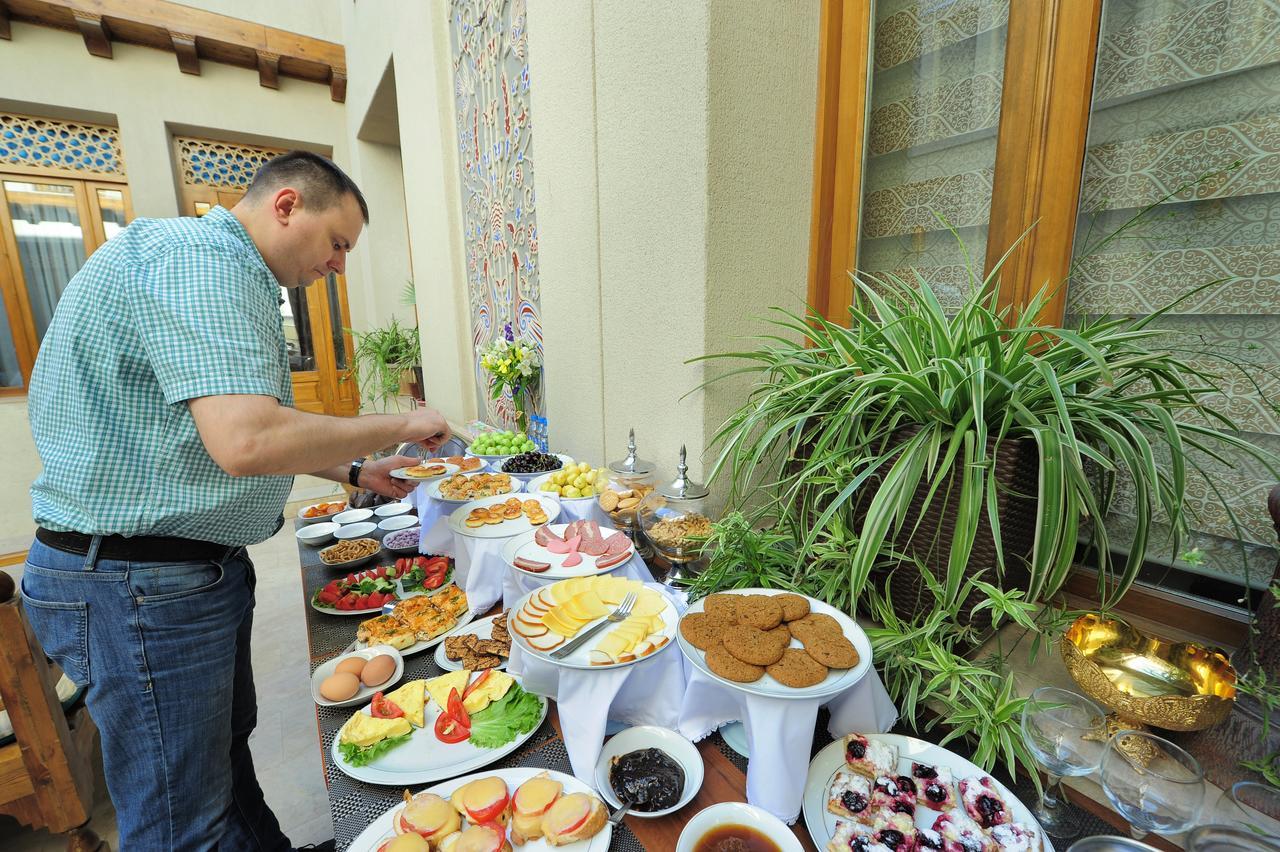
[
  {"xmin": 736, "ymin": 595, "xmax": 784, "ymax": 630},
  {"xmin": 706, "ymin": 644, "xmax": 765, "ymax": 683},
  {"xmin": 679, "ymin": 612, "xmax": 733, "ymax": 651},
  {"xmin": 788, "ymin": 612, "xmax": 843, "ymax": 644},
  {"xmin": 801, "ymin": 631, "xmax": 860, "ymax": 669},
  {"xmin": 703, "ymin": 593, "xmax": 742, "ymax": 622},
  {"xmin": 775, "ymin": 593, "xmax": 811, "ymax": 622},
  {"xmin": 722, "ymin": 625, "xmax": 789, "ymax": 666},
  {"xmin": 766, "ymin": 624, "xmax": 792, "ymax": 645},
  {"xmin": 767, "ymin": 648, "xmax": 829, "ymax": 688}
]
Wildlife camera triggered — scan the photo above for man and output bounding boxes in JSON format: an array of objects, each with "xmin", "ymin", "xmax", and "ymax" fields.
[{"xmin": 22, "ymin": 151, "xmax": 448, "ymax": 850}]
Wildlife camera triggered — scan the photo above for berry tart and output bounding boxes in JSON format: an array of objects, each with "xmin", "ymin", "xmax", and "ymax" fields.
[
  {"xmin": 827, "ymin": 770, "xmax": 877, "ymax": 824},
  {"xmin": 989, "ymin": 823, "xmax": 1040, "ymax": 852},
  {"xmin": 827, "ymin": 821, "xmax": 891, "ymax": 852},
  {"xmin": 958, "ymin": 776, "xmax": 1011, "ymax": 829},
  {"xmin": 911, "ymin": 762, "xmax": 957, "ymax": 810},
  {"xmin": 871, "ymin": 775, "xmax": 917, "ymax": 817},
  {"xmin": 915, "ymin": 828, "xmax": 945, "ymax": 852},
  {"xmin": 868, "ymin": 813, "xmax": 915, "ymax": 852},
  {"xmin": 932, "ymin": 809, "xmax": 993, "ymax": 852},
  {"xmin": 843, "ymin": 734, "xmax": 898, "ymax": 781}
]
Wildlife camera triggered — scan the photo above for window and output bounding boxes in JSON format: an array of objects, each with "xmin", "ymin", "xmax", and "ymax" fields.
[{"xmin": 0, "ymin": 174, "xmax": 131, "ymax": 391}]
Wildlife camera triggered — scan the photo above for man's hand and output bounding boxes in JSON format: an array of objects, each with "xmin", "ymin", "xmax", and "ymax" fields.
[
  {"xmin": 357, "ymin": 455, "xmax": 422, "ymax": 500},
  {"xmin": 402, "ymin": 408, "xmax": 452, "ymax": 454}
]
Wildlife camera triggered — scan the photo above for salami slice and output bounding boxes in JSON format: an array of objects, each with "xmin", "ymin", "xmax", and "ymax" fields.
[
  {"xmin": 603, "ymin": 531, "xmax": 631, "ymax": 556},
  {"xmin": 595, "ymin": 550, "xmax": 629, "ymax": 570},
  {"xmin": 513, "ymin": 556, "xmax": 552, "ymax": 573}
]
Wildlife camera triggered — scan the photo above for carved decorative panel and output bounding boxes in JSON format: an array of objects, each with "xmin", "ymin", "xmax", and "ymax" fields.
[
  {"xmin": 176, "ymin": 136, "xmax": 285, "ymax": 189},
  {"xmin": 0, "ymin": 113, "xmax": 124, "ymax": 176}
]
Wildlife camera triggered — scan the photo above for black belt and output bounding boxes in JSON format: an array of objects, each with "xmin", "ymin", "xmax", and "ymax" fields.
[{"xmin": 36, "ymin": 527, "xmax": 239, "ymax": 563}]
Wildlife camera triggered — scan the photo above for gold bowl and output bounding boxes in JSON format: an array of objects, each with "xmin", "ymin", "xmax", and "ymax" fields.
[{"xmin": 1061, "ymin": 613, "xmax": 1236, "ymax": 731}]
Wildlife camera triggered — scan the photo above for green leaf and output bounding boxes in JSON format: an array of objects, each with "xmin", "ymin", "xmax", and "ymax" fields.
[
  {"xmin": 338, "ymin": 732, "xmax": 411, "ymax": 767},
  {"xmin": 467, "ymin": 684, "xmax": 544, "ymax": 749}
]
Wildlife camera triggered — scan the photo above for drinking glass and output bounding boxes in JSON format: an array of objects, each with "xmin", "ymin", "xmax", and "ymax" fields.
[
  {"xmin": 1020, "ymin": 687, "xmax": 1107, "ymax": 837},
  {"xmin": 1186, "ymin": 824, "xmax": 1280, "ymax": 852},
  {"xmin": 1099, "ymin": 730, "xmax": 1205, "ymax": 838},
  {"xmin": 1215, "ymin": 782, "xmax": 1280, "ymax": 839}
]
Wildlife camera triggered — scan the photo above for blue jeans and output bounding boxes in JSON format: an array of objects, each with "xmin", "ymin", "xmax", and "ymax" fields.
[{"xmin": 21, "ymin": 538, "xmax": 293, "ymax": 852}]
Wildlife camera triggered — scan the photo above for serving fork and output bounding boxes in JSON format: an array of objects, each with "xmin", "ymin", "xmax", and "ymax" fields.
[{"xmin": 550, "ymin": 592, "xmax": 636, "ymax": 660}]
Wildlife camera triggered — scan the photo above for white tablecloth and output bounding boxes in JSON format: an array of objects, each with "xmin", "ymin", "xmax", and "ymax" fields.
[
  {"xmin": 501, "ymin": 551, "xmax": 657, "ymax": 609},
  {"xmin": 508, "ymin": 582, "xmax": 690, "ymax": 783},
  {"xmin": 677, "ymin": 663, "xmax": 899, "ymax": 824}
]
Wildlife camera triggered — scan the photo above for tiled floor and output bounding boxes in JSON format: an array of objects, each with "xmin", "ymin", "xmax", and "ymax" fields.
[{"xmin": 0, "ymin": 477, "xmax": 343, "ymax": 850}]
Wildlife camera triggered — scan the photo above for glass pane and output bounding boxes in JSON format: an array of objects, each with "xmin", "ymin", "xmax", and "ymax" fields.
[
  {"xmin": 0, "ymin": 294, "xmax": 24, "ymax": 388},
  {"xmin": 325, "ymin": 273, "xmax": 348, "ymax": 370},
  {"xmin": 1065, "ymin": 0, "xmax": 1280, "ymax": 599},
  {"xmin": 96, "ymin": 188, "xmax": 126, "ymax": 239},
  {"xmin": 855, "ymin": 0, "xmax": 1009, "ymax": 310},
  {"xmin": 281, "ymin": 286, "xmax": 316, "ymax": 372},
  {"xmin": 4, "ymin": 180, "xmax": 86, "ymax": 344}
]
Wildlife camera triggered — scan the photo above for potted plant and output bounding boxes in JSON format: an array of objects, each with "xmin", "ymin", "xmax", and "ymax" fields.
[
  {"xmin": 690, "ymin": 260, "xmax": 1279, "ymax": 779},
  {"xmin": 348, "ymin": 315, "xmax": 422, "ymax": 412}
]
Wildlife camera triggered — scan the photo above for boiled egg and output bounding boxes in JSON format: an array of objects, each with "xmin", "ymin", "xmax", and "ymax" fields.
[
  {"xmin": 335, "ymin": 656, "xmax": 367, "ymax": 677},
  {"xmin": 319, "ymin": 671, "xmax": 361, "ymax": 702},
  {"xmin": 361, "ymin": 654, "xmax": 396, "ymax": 687}
]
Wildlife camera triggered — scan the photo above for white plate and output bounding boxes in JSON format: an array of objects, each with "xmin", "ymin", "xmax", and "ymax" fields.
[
  {"xmin": 448, "ymin": 493, "xmax": 562, "ymax": 539},
  {"xmin": 677, "ymin": 589, "xmax": 872, "ymax": 701},
  {"xmin": 434, "ymin": 612, "xmax": 510, "ymax": 671},
  {"xmin": 318, "ymin": 541, "xmax": 382, "ymax": 571},
  {"xmin": 382, "ymin": 528, "xmax": 424, "ymax": 554},
  {"xmin": 336, "ymin": 522, "xmax": 379, "ymax": 540},
  {"xmin": 310, "ymin": 645, "xmax": 404, "ymax": 708},
  {"xmin": 297, "ymin": 500, "xmax": 348, "ymax": 524},
  {"xmin": 502, "ymin": 523, "xmax": 634, "ymax": 579},
  {"xmin": 310, "ymin": 563, "xmax": 450, "ymax": 617},
  {"xmin": 677, "ymin": 802, "xmax": 803, "ymax": 852},
  {"xmin": 347, "ymin": 766, "xmax": 612, "ymax": 852},
  {"xmin": 373, "ymin": 502, "xmax": 414, "ymax": 518},
  {"xmin": 296, "ymin": 522, "xmax": 340, "ymax": 546},
  {"xmin": 356, "ymin": 607, "xmax": 478, "ymax": 656},
  {"xmin": 377, "ymin": 515, "xmax": 420, "ymax": 532},
  {"xmin": 391, "ymin": 462, "xmax": 460, "ymax": 482},
  {"xmin": 801, "ymin": 733, "xmax": 1054, "ymax": 851},
  {"xmin": 422, "ymin": 470, "xmax": 524, "ymax": 504},
  {"xmin": 333, "ymin": 508, "xmax": 375, "ymax": 525},
  {"xmin": 508, "ymin": 585, "xmax": 679, "ymax": 671},
  {"xmin": 525, "ymin": 471, "xmax": 602, "ymax": 501},
  {"xmin": 496, "ymin": 453, "xmax": 574, "ymax": 483},
  {"xmin": 330, "ymin": 675, "xmax": 549, "ymax": 787},
  {"xmin": 594, "ymin": 725, "xmax": 703, "ymax": 818}
]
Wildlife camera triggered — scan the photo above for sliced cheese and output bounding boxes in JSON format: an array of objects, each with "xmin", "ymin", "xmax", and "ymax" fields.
[
  {"xmin": 461, "ymin": 670, "xmax": 514, "ymax": 715},
  {"xmin": 383, "ymin": 679, "xmax": 427, "ymax": 728},
  {"xmin": 424, "ymin": 670, "xmax": 470, "ymax": 712}
]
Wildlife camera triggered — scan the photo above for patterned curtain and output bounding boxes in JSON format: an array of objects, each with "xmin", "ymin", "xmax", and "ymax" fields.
[
  {"xmin": 856, "ymin": 0, "xmax": 1010, "ymax": 310},
  {"xmin": 1065, "ymin": 0, "xmax": 1280, "ymax": 589}
]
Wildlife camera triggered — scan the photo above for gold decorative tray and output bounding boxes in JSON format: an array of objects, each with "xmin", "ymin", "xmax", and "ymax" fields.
[{"xmin": 1061, "ymin": 613, "xmax": 1236, "ymax": 731}]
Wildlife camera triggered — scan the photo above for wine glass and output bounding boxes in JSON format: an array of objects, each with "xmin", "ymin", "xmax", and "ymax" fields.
[
  {"xmin": 1215, "ymin": 782, "xmax": 1280, "ymax": 838},
  {"xmin": 1099, "ymin": 730, "xmax": 1205, "ymax": 837},
  {"xmin": 1020, "ymin": 687, "xmax": 1107, "ymax": 838},
  {"xmin": 1186, "ymin": 824, "xmax": 1280, "ymax": 851}
]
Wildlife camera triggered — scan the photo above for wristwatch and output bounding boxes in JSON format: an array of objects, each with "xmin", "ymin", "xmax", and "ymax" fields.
[{"xmin": 348, "ymin": 457, "xmax": 366, "ymax": 488}]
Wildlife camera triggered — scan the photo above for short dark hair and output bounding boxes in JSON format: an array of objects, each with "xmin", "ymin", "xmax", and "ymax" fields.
[{"xmin": 243, "ymin": 150, "xmax": 369, "ymax": 223}]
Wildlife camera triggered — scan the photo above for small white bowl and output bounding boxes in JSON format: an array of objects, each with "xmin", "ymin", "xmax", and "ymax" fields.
[
  {"xmin": 676, "ymin": 802, "xmax": 803, "ymax": 852},
  {"xmin": 296, "ymin": 500, "xmax": 347, "ymax": 524},
  {"xmin": 373, "ymin": 502, "xmax": 414, "ymax": 518},
  {"xmin": 335, "ymin": 522, "xmax": 378, "ymax": 540},
  {"xmin": 332, "ymin": 508, "xmax": 375, "ymax": 525},
  {"xmin": 296, "ymin": 522, "xmax": 340, "ymax": 546},
  {"xmin": 595, "ymin": 726, "xmax": 703, "ymax": 818},
  {"xmin": 377, "ymin": 514, "xmax": 419, "ymax": 532},
  {"xmin": 310, "ymin": 645, "xmax": 404, "ymax": 708}
]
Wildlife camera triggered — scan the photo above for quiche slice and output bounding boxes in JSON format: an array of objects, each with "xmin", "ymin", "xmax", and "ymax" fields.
[
  {"xmin": 431, "ymin": 585, "xmax": 469, "ymax": 619},
  {"xmin": 355, "ymin": 615, "xmax": 416, "ymax": 650}
]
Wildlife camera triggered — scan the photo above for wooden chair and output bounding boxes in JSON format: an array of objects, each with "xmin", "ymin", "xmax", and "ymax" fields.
[{"xmin": 0, "ymin": 573, "xmax": 108, "ymax": 851}]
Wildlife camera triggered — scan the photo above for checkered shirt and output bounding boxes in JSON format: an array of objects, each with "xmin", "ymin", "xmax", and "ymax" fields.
[{"xmin": 29, "ymin": 206, "xmax": 295, "ymax": 547}]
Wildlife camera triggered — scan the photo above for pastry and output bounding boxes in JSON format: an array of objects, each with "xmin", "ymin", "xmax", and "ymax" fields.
[
  {"xmin": 844, "ymin": 734, "xmax": 897, "ymax": 780},
  {"xmin": 958, "ymin": 776, "xmax": 1010, "ymax": 828},
  {"xmin": 827, "ymin": 770, "xmax": 875, "ymax": 823},
  {"xmin": 911, "ymin": 762, "xmax": 957, "ymax": 810}
]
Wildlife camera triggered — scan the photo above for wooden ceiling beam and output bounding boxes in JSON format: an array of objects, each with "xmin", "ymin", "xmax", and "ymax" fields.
[
  {"xmin": 169, "ymin": 30, "xmax": 199, "ymax": 75},
  {"xmin": 71, "ymin": 9, "xmax": 110, "ymax": 57}
]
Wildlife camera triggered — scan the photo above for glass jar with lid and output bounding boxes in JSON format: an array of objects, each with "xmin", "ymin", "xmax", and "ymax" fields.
[
  {"xmin": 601, "ymin": 429, "xmax": 657, "ymax": 551},
  {"xmin": 638, "ymin": 445, "xmax": 716, "ymax": 576}
]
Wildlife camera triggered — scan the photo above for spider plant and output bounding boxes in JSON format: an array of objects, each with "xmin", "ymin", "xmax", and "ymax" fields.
[
  {"xmin": 348, "ymin": 315, "xmax": 422, "ymax": 412},
  {"xmin": 696, "ymin": 264, "xmax": 1277, "ymax": 612}
]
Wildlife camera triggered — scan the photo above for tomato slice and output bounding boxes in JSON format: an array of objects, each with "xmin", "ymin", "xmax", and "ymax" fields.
[
  {"xmin": 462, "ymin": 670, "xmax": 491, "ymax": 701},
  {"xmin": 446, "ymin": 687, "xmax": 470, "ymax": 727},
  {"xmin": 433, "ymin": 711, "xmax": 470, "ymax": 743},
  {"xmin": 370, "ymin": 692, "xmax": 405, "ymax": 719}
]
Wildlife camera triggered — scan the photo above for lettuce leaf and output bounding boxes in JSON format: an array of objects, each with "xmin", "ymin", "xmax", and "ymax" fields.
[
  {"xmin": 338, "ymin": 732, "xmax": 411, "ymax": 767},
  {"xmin": 467, "ymin": 683, "xmax": 543, "ymax": 749}
]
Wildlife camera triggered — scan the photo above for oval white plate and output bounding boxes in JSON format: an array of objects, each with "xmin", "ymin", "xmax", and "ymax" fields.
[
  {"xmin": 377, "ymin": 515, "xmax": 419, "ymax": 532},
  {"xmin": 373, "ymin": 502, "xmax": 414, "ymax": 518},
  {"xmin": 296, "ymin": 522, "xmax": 340, "ymax": 546},
  {"xmin": 347, "ymin": 766, "xmax": 612, "ymax": 852},
  {"xmin": 677, "ymin": 801, "xmax": 802, "ymax": 852},
  {"xmin": 525, "ymin": 470, "xmax": 602, "ymax": 501},
  {"xmin": 594, "ymin": 725, "xmax": 703, "ymax": 818},
  {"xmin": 448, "ymin": 493, "xmax": 562, "ymax": 539},
  {"xmin": 355, "ymin": 607, "xmax": 477, "ymax": 657},
  {"xmin": 332, "ymin": 508, "xmax": 375, "ymax": 525},
  {"xmin": 802, "ymin": 733, "xmax": 1053, "ymax": 851},
  {"xmin": 297, "ymin": 500, "xmax": 348, "ymax": 524},
  {"xmin": 433, "ymin": 611, "xmax": 510, "ymax": 672},
  {"xmin": 336, "ymin": 522, "xmax": 379, "ymax": 540},
  {"xmin": 508, "ymin": 585, "xmax": 678, "ymax": 671},
  {"xmin": 310, "ymin": 645, "xmax": 404, "ymax": 708},
  {"xmin": 495, "ymin": 453, "xmax": 574, "ymax": 482},
  {"xmin": 391, "ymin": 462, "xmax": 460, "ymax": 482},
  {"xmin": 329, "ymin": 675, "xmax": 549, "ymax": 787},
  {"xmin": 502, "ymin": 524, "xmax": 634, "ymax": 579},
  {"xmin": 422, "ymin": 470, "xmax": 523, "ymax": 504},
  {"xmin": 677, "ymin": 589, "xmax": 872, "ymax": 701}
]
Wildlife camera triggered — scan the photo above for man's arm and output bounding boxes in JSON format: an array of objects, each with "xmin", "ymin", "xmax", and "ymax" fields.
[
  {"xmin": 311, "ymin": 457, "xmax": 422, "ymax": 501},
  {"xmin": 188, "ymin": 394, "xmax": 450, "ymax": 477}
]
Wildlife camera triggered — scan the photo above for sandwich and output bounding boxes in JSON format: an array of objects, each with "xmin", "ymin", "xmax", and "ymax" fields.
[
  {"xmin": 510, "ymin": 771, "xmax": 562, "ymax": 845},
  {"xmin": 541, "ymin": 792, "xmax": 607, "ymax": 846}
]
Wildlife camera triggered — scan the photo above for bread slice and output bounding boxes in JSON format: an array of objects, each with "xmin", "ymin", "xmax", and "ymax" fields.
[
  {"xmin": 542, "ymin": 793, "xmax": 607, "ymax": 846},
  {"xmin": 510, "ymin": 772, "xmax": 563, "ymax": 845}
]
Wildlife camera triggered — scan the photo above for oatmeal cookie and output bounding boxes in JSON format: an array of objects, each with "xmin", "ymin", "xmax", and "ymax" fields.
[
  {"xmin": 679, "ymin": 612, "xmax": 733, "ymax": 651},
  {"xmin": 703, "ymin": 593, "xmax": 742, "ymax": 622},
  {"xmin": 722, "ymin": 625, "xmax": 789, "ymax": 666},
  {"xmin": 774, "ymin": 593, "xmax": 811, "ymax": 622},
  {"xmin": 800, "ymin": 630, "xmax": 860, "ymax": 669},
  {"xmin": 766, "ymin": 647, "xmax": 829, "ymax": 688},
  {"xmin": 705, "ymin": 644, "xmax": 765, "ymax": 683},
  {"xmin": 736, "ymin": 595, "xmax": 784, "ymax": 630},
  {"xmin": 787, "ymin": 612, "xmax": 843, "ymax": 644}
]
